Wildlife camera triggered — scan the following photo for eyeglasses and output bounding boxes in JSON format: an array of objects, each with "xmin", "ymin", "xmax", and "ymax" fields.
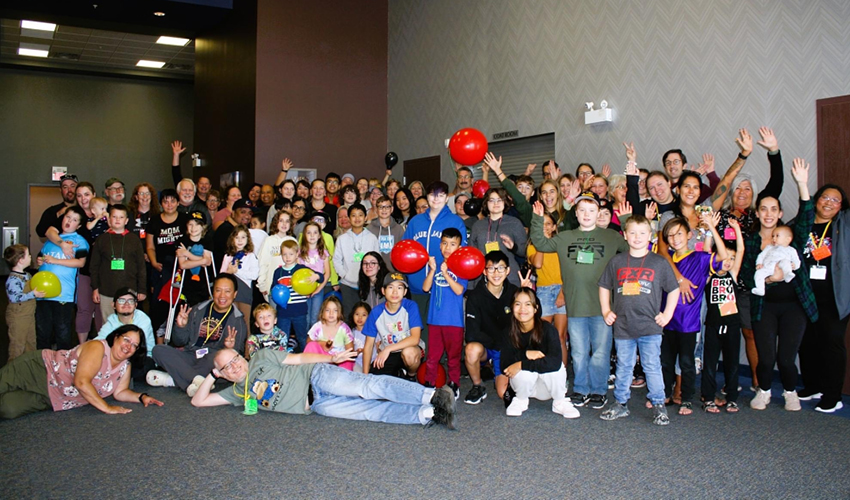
[
  {"xmin": 327, "ymin": 180, "xmax": 339, "ymax": 185},
  {"xmin": 120, "ymin": 336, "xmax": 140, "ymax": 350},
  {"xmin": 458, "ymin": 175, "xmax": 473, "ymax": 181},
  {"xmin": 137, "ymin": 192, "xmax": 152, "ymax": 198},
  {"xmin": 578, "ymin": 171, "xmax": 593, "ymax": 178},
  {"xmin": 664, "ymin": 159, "xmax": 682, "ymax": 167},
  {"xmin": 218, "ymin": 354, "xmax": 242, "ymax": 373},
  {"xmin": 485, "ymin": 265, "xmax": 508, "ymax": 273},
  {"xmin": 293, "ymin": 205, "xmax": 306, "ymax": 211},
  {"xmin": 820, "ymin": 195, "xmax": 841, "ymax": 204},
  {"xmin": 115, "ymin": 298, "xmax": 137, "ymax": 305},
  {"xmin": 378, "ymin": 204, "xmax": 393, "ymax": 210},
  {"xmin": 363, "ymin": 261, "xmax": 379, "ymax": 267}
]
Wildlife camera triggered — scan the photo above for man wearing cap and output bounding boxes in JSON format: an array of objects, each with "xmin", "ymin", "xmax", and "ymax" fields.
[
  {"xmin": 361, "ymin": 272, "xmax": 425, "ymax": 379},
  {"xmin": 530, "ymin": 192, "xmax": 629, "ymax": 411},
  {"xmin": 90, "ymin": 204, "xmax": 147, "ymax": 322},
  {"xmin": 104, "ymin": 178, "xmax": 126, "ymax": 206},
  {"xmin": 213, "ymin": 198, "xmax": 253, "ymax": 271},
  {"xmin": 341, "ymin": 173, "xmax": 355, "ymax": 188},
  {"xmin": 36, "ymin": 173, "xmax": 78, "ymax": 238},
  {"xmin": 95, "ymin": 287, "xmax": 156, "ymax": 383}
]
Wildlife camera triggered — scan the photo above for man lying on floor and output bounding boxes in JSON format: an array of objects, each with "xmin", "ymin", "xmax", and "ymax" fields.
[{"xmin": 190, "ymin": 347, "xmax": 457, "ymax": 429}]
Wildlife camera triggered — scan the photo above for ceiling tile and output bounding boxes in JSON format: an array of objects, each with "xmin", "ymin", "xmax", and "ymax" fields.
[
  {"xmin": 113, "ymin": 46, "xmax": 147, "ymax": 55},
  {"xmin": 118, "ymin": 40, "xmax": 150, "ymax": 49},
  {"xmin": 57, "ymin": 26, "xmax": 92, "ymax": 35},
  {"xmin": 123, "ymin": 33, "xmax": 157, "ymax": 43},
  {"xmin": 90, "ymin": 29, "xmax": 125, "ymax": 39},
  {"xmin": 54, "ymin": 32, "xmax": 90, "ymax": 42}
]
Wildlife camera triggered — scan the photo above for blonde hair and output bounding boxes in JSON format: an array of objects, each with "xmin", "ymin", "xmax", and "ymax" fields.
[{"xmin": 253, "ymin": 303, "xmax": 274, "ymax": 320}]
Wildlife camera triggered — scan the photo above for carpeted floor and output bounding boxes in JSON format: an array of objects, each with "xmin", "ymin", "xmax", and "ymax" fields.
[{"xmin": 3, "ymin": 281, "xmax": 850, "ymax": 499}]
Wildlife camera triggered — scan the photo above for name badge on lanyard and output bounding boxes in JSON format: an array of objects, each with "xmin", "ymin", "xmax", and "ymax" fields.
[
  {"xmin": 622, "ymin": 281, "xmax": 640, "ymax": 296},
  {"xmin": 810, "ymin": 265, "xmax": 827, "ymax": 280},
  {"xmin": 577, "ymin": 250, "xmax": 594, "ymax": 264},
  {"xmin": 111, "ymin": 258, "xmax": 125, "ymax": 270},
  {"xmin": 379, "ymin": 234, "xmax": 394, "ymax": 253},
  {"xmin": 485, "ymin": 241, "xmax": 500, "ymax": 254},
  {"xmin": 812, "ymin": 245, "xmax": 831, "ymax": 261}
]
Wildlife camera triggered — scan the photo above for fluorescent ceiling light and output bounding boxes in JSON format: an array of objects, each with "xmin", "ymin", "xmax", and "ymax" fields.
[
  {"xmin": 156, "ymin": 36, "xmax": 190, "ymax": 46},
  {"xmin": 137, "ymin": 60, "xmax": 166, "ymax": 68},
  {"xmin": 21, "ymin": 20, "xmax": 57, "ymax": 32},
  {"xmin": 18, "ymin": 47, "xmax": 49, "ymax": 57}
]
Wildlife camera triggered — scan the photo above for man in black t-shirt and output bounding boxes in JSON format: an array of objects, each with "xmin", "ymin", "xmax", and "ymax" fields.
[{"xmin": 36, "ymin": 173, "xmax": 78, "ymax": 237}]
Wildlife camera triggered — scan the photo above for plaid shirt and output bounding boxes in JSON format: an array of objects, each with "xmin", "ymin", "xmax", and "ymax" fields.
[{"xmin": 741, "ymin": 198, "xmax": 818, "ymax": 323}]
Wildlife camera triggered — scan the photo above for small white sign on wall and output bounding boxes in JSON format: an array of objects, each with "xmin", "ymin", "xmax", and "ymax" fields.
[{"xmin": 51, "ymin": 166, "xmax": 67, "ymax": 181}]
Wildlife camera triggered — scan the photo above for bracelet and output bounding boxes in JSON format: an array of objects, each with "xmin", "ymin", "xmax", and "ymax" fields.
[
  {"xmin": 738, "ymin": 152, "xmax": 749, "ymax": 160},
  {"xmin": 677, "ymin": 277, "xmax": 684, "ymax": 284},
  {"xmin": 138, "ymin": 392, "xmax": 148, "ymax": 403}
]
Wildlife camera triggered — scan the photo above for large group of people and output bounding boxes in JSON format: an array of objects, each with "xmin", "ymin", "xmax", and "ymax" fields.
[{"xmin": 2, "ymin": 128, "xmax": 848, "ymax": 429}]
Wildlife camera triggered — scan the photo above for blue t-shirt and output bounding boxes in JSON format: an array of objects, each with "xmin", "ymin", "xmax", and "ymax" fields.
[
  {"xmin": 427, "ymin": 269, "xmax": 467, "ymax": 327},
  {"xmin": 38, "ymin": 232, "xmax": 89, "ymax": 303},
  {"xmin": 363, "ymin": 298, "xmax": 423, "ymax": 347}
]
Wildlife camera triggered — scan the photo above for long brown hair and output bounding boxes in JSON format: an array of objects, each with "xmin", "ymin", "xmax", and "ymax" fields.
[
  {"xmin": 509, "ymin": 287, "xmax": 544, "ymax": 349},
  {"xmin": 538, "ymin": 180, "xmax": 566, "ymax": 227},
  {"xmin": 225, "ymin": 224, "xmax": 254, "ymax": 255},
  {"xmin": 299, "ymin": 221, "xmax": 328, "ymax": 262},
  {"xmin": 128, "ymin": 182, "xmax": 161, "ymax": 217}
]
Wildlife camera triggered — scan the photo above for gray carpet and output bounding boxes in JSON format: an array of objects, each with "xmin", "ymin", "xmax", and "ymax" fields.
[{"xmin": 2, "ymin": 379, "xmax": 850, "ymax": 499}]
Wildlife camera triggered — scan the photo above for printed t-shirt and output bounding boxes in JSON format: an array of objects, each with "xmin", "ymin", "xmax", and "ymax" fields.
[
  {"xmin": 38, "ymin": 232, "xmax": 89, "ymax": 303},
  {"xmin": 218, "ymin": 349, "xmax": 314, "ymax": 414},
  {"xmin": 363, "ymin": 298, "xmax": 423, "ymax": 349},
  {"xmin": 427, "ymin": 269, "xmax": 467, "ymax": 327},
  {"xmin": 705, "ymin": 273, "xmax": 740, "ymax": 326},
  {"xmin": 147, "ymin": 213, "xmax": 190, "ymax": 263}
]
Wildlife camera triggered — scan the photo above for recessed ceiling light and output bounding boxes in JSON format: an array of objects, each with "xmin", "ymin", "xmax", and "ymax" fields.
[
  {"xmin": 137, "ymin": 60, "xmax": 166, "ymax": 68},
  {"xmin": 154, "ymin": 11, "xmax": 165, "ymax": 17},
  {"xmin": 18, "ymin": 47, "xmax": 49, "ymax": 57},
  {"xmin": 21, "ymin": 20, "xmax": 57, "ymax": 32},
  {"xmin": 156, "ymin": 36, "xmax": 190, "ymax": 47}
]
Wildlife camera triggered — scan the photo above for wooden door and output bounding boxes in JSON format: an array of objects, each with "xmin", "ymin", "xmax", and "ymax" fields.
[
  {"xmin": 816, "ymin": 94, "xmax": 850, "ymax": 394},
  {"xmin": 28, "ymin": 185, "xmax": 60, "ymax": 255},
  {"xmin": 402, "ymin": 155, "xmax": 441, "ymax": 190}
]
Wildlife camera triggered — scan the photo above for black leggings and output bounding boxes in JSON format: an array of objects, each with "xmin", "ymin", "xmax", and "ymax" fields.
[
  {"xmin": 753, "ymin": 300, "xmax": 807, "ymax": 392},
  {"xmin": 799, "ymin": 300, "xmax": 850, "ymax": 404},
  {"xmin": 661, "ymin": 330, "xmax": 697, "ymax": 402},
  {"xmin": 701, "ymin": 323, "xmax": 741, "ymax": 402}
]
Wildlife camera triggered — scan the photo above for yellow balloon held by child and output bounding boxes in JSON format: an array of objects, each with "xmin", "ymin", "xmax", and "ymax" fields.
[
  {"xmin": 291, "ymin": 268, "xmax": 319, "ymax": 296},
  {"xmin": 30, "ymin": 271, "xmax": 62, "ymax": 298}
]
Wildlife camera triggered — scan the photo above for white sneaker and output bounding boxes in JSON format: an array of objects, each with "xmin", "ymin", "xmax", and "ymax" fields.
[
  {"xmin": 186, "ymin": 375, "xmax": 206, "ymax": 398},
  {"xmin": 506, "ymin": 397, "xmax": 529, "ymax": 417},
  {"xmin": 783, "ymin": 390, "xmax": 801, "ymax": 411},
  {"xmin": 750, "ymin": 389, "xmax": 771, "ymax": 410},
  {"xmin": 146, "ymin": 369, "xmax": 175, "ymax": 388},
  {"xmin": 552, "ymin": 399, "xmax": 580, "ymax": 419}
]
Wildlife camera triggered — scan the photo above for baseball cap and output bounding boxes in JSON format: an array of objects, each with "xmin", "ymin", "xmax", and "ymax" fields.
[
  {"xmin": 113, "ymin": 287, "xmax": 138, "ymax": 302},
  {"xmin": 597, "ymin": 198, "xmax": 613, "ymax": 213},
  {"xmin": 574, "ymin": 192, "xmax": 600, "ymax": 206},
  {"xmin": 232, "ymin": 199, "xmax": 253, "ymax": 211},
  {"xmin": 382, "ymin": 272, "xmax": 408, "ymax": 288},
  {"xmin": 105, "ymin": 177, "xmax": 124, "ymax": 188},
  {"xmin": 188, "ymin": 210, "xmax": 206, "ymax": 223},
  {"xmin": 311, "ymin": 210, "xmax": 329, "ymax": 225},
  {"xmin": 342, "ymin": 173, "xmax": 355, "ymax": 184}
]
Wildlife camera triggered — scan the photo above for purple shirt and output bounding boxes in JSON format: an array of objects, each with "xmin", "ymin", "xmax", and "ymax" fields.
[{"xmin": 663, "ymin": 250, "xmax": 719, "ymax": 333}]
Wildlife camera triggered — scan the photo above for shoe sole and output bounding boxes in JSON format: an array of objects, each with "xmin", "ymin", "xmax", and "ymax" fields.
[
  {"xmin": 814, "ymin": 402, "xmax": 844, "ymax": 413},
  {"xmin": 464, "ymin": 393, "xmax": 487, "ymax": 405},
  {"xmin": 798, "ymin": 393, "xmax": 823, "ymax": 401}
]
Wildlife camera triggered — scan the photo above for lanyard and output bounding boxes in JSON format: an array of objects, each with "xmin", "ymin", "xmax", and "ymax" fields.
[
  {"xmin": 487, "ymin": 216, "xmax": 503, "ymax": 242},
  {"xmin": 810, "ymin": 220, "xmax": 832, "ymax": 249},
  {"xmin": 626, "ymin": 252, "xmax": 648, "ymax": 282},
  {"xmin": 233, "ymin": 378, "xmax": 249, "ymax": 401},
  {"xmin": 203, "ymin": 304, "xmax": 231, "ymax": 346},
  {"xmin": 109, "ymin": 232, "xmax": 126, "ymax": 260}
]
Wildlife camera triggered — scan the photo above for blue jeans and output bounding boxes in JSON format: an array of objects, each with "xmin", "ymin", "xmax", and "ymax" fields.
[
  {"xmin": 309, "ymin": 364, "xmax": 435, "ymax": 425},
  {"xmin": 614, "ymin": 335, "xmax": 664, "ymax": 405},
  {"xmin": 306, "ymin": 289, "xmax": 327, "ymax": 326},
  {"xmin": 278, "ymin": 315, "xmax": 308, "ymax": 352},
  {"xmin": 568, "ymin": 316, "xmax": 612, "ymax": 395}
]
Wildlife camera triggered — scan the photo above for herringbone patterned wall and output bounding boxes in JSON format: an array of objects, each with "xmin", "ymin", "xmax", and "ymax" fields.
[{"xmin": 388, "ymin": 0, "xmax": 850, "ymax": 212}]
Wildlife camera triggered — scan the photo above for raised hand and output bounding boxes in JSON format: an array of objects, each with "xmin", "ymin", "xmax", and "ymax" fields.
[
  {"xmin": 735, "ymin": 129, "xmax": 753, "ymax": 156},
  {"xmin": 756, "ymin": 127, "xmax": 778, "ymax": 152},
  {"xmin": 499, "ymin": 233, "xmax": 515, "ymax": 250},
  {"xmin": 791, "ymin": 157, "xmax": 809, "ymax": 184},
  {"xmin": 224, "ymin": 326, "xmax": 238, "ymax": 348},
  {"xmin": 601, "ymin": 164, "xmax": 612, "ymax": 178},
  {"xmin": 625, "ymin": 160, "xmax": 639, "ymax": 176},
  {"xmin": 532, "ymin": 201, "xmax": 545, "ymax": 217},
  {"xmin": 440, "ymin": 261, "xmax": 449, "ymax": 275},
  {"xmin": 518, "ymin": 270, "xmax": 533, "ymax": 288},
  {"xmin": 483, "ymin": 152, "xmax": 503, "ymax": 175},
  {"xmin": 282, "ymin": 158, "xmax": 294, "ymax": 171},
  {"xmin": 697, "ymin": 153, "xmax": 715, "ymax": 175},
  {"xmin": 623, "ymin": 141, "xmax": 637, "ymax": 162},
  {"xmin": 569, "ymin": 179, "xmax": 582, "ymax": 200},
  {"xmin": 645, "ymin": 202, "xmax": 658, "ymax": 221},
  {"xmin": 617, "ymin": 201, "xmax": 633, "ymax": 216},
  {"xmin": 427, "ymin": 256, "xmax": 437, "ymax": 272},
  {"xmin": 176, "ymin": 304, "xmax": 192, "ymax": 328},
  {"xmin": 171, "ymin": 140, "xmax": 186, "ymax": 155},
  {"xmin": 524, "ymin": 163, "xmax": 537, "ymax": 176},
  {"xmin": 700, "ymin": 210, "xmax": 721, "ymax": 229}
]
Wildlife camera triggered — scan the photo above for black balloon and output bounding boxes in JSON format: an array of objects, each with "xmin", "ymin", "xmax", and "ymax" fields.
[
  {"xmin": 385, "ymin": 152, "xmax": 398, "ymax": 169},
  {"xmin": 463, "ymin": 198, "xmax": 482, "ymax": 217}
]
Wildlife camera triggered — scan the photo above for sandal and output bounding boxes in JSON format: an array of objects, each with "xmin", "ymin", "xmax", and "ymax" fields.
[
  {"xmin": 631, "ymin": 376, "xmax": 646, "ymax": 389},
  {"xmin": 678, "ymin": 401, "xmax": 693, "ymax": 415},
  {"xmin": 646, "ymin": 397, "xmax": 671, "ymax": 409},
  {"xmin": 702, "ymin": 401, "xmax": 720, "ymax": 414},
  {"xmin": 726, "ymin": 401, "xmax": 739, "ymax": 413}
]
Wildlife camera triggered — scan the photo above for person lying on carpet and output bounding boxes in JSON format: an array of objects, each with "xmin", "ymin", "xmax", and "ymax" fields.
[
  {"xmin": 0, "ymin": 325, "xmax": 164, "ymax": 419},
  {"xmin": 189, "ymin": 347, "xmax": 457, "ymax": 429}
]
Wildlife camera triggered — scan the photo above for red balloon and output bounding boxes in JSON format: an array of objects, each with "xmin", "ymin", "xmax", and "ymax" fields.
[
  {"xmin": 472, "ymin": 180, "xmax": 490, "ymax": 199},
  {"xmin": 446, "ymin": 246, "xmax": 485, "ymax": 280},
  {"xmin": 390, "ymin": 239, "xmax": 429, "ymax": 274},
  {"xmin": 448, "ymin": 127, "xmax": 488, "ymax": 166},
  {"xmin": 417, "ymin": 362, "xmax": 447, "ymax": 388}
]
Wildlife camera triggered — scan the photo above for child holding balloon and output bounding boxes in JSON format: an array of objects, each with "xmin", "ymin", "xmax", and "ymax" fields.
[
  {"xmin": 422, "ymin": 228, "xmax": 468, "ymax": 398},
  {"xmin": 298, "ymin": 222, "xmax": 331, "ymax": 325},
  {"xmin": 4, "ymin": 244, "xmax": 45, "ymax": 361},
  {"xmin": 273, "ymin": 240, "xmax": 322, "ymax": 352}
]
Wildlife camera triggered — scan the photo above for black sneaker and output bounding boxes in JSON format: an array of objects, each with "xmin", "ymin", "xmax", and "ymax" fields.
[
  {"xmin": 447, "ymin": 381, "xmax": 460, "ymax": 401},
  {"xmin": 464, "ymin": 384, "xmax": 487, "ymax": 405},
  {"xmin": 588, "ymin": 394, "xmax": 608, "ymax": 410},
  {"xmin": 814, "ymin": 400, "xmax": 844, "ymax": 413},
  {"xmin": 607, "ymin": 374, "xmax": 616, "ymax": 390},
  {"xmin": 652, "ymin": 404, "xmax": 670, "ymax": 426},
  {"xmin": 569, "ymin": 392, "xmax": 589, "ymax": 407},
  {"xmin": 429, "ymin": 386, "xmax": 457, "ymax": 429},
  {"xmin": 798, "ymin": 388, "xmax": 823, "ymax": 401},
  {"xmin": 503, "ymin": 385, "xmax": 517, "ymax": 409}
]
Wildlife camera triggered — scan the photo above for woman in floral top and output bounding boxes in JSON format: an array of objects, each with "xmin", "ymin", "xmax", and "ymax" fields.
[{"xmin": 0, "ymin": 325, "xmax": 164, "ymax": 419}]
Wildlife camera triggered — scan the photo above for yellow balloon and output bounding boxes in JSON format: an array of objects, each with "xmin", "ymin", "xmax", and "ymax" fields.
[
  {"xmin": 30, "ymin": 271, "xmax": 62, "ymax": 298},
  {"xmin": 292, "ymin": 268, "xmax": 319, "ymax": 296}
]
